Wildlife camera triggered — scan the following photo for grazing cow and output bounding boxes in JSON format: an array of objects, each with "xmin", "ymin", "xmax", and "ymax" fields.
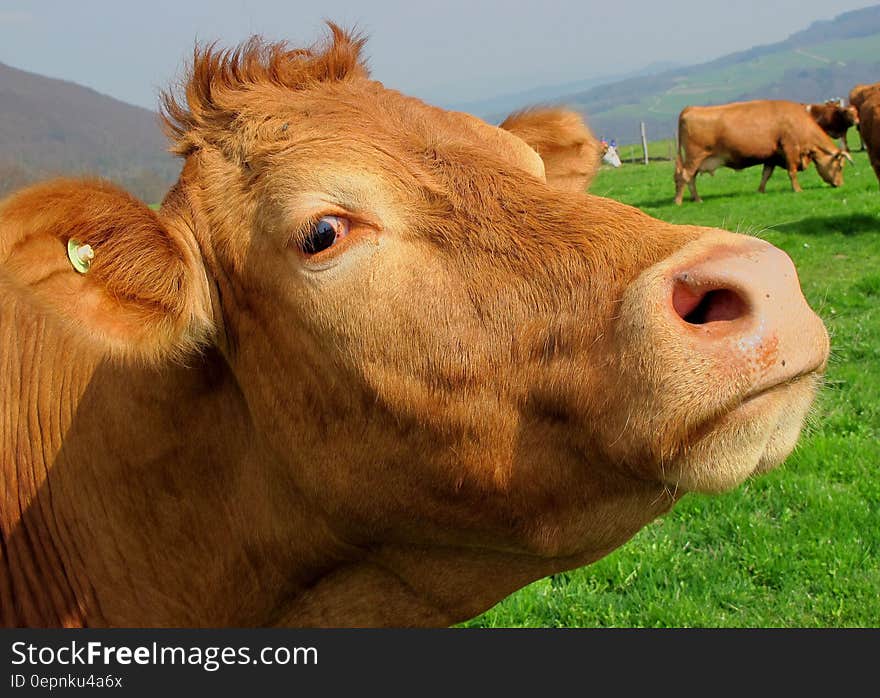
[
  {"xmin": 1, "ymin": 27, "xmax": 829, "ymax": 628},
  {"xmin": 498, "ymin": 107, "xmax": 601, "ymax": 192},
  {"xmin": 805, "ymin": 99, "xmax": 859, "ymax": 151},
  {"xmin": 675, "ymin": 99, "xmax": 852, "ymax": 205}
]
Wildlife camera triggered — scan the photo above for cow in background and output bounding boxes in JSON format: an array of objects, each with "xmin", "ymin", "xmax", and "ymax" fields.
[
  {"xmin": 850, "ymin": 82, "xmax": 880, "ymax": 156},
  {"xmin": 675, "ymin": 99, "xmax": 852, "ymax": 205},
  {"xmin": 851, "ymin": 83, "xmax": 880, "ymax": 188},
  {"xmin": 805, "ymin": 99, "xmax": 859, "ymax": 152},
  {"xmin": 849, "ymin": 83, "xmax": 880, "ymax": 112}
]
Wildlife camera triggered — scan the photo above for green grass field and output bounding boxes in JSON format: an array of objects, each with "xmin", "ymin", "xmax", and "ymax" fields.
[{"xmin": 464, "ymin": 151, "xmax": 880, "ymax": 628}]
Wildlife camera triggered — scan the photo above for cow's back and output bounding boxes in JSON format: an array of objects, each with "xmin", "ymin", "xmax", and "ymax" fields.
[
  {"xmin": 850, "ymin": 83, "xmax": 880, "ymax": 111},
  {"xmin": 679, "ymin": 100, "xmax": 832, "ymax": 162}
]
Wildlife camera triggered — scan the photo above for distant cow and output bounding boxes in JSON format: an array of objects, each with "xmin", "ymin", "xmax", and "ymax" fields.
[
  {"xmin": 852, "ymin": 83, "xmax": 880, "ymax": 188},
  {"xmin": 805, "ymin": 100, "xmax": 859, "ymax": 151},
  {"xmin": 675, "ymin": 99, "xmax": 852, "ymax": 204}
]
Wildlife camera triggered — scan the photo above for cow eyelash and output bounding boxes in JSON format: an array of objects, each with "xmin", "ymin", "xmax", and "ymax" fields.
[{"xmin": 299, "ymin": 215, "xmax": 351, "ymax": 255}]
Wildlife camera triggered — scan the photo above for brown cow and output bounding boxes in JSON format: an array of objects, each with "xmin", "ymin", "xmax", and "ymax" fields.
[
  {"xmin": 850, "ymin": 82, "xmax": 880, "ymax": 166},
  {"xmin": 853, "ymin": 87, "xmax": 880, "ymax": 188},
  {"xmin": 805, "ymin": 100, "xmax": 859, "ymax": 151},
  {"xmin": 849, "ymin": 83, "xmax": 880, "ymax": 112},
  {"xmin": 675, "ymin": 99, "xmax": 852, "ymax": 205},
  {"xmin": 0, "ymin": 27, "xmax": 829, "ymax": 628}
]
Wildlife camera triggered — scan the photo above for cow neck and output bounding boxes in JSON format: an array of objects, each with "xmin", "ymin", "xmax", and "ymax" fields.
[{"xmin": 1, "ymin": 208, "xmax": 349, "ymax": 628}]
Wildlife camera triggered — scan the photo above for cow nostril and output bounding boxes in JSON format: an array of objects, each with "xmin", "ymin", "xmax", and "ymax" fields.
[{"xmin": 673, "ymin": 284, "xmax": 748, "ymax": 325}]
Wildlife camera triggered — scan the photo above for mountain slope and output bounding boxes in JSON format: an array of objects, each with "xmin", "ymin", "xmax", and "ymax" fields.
[
  {"xmin": 0, "ymin": 61, "xmax": 178, "ymax": 201},
  {"xmin": 449, "ymin": 61, "xmax": 683, "ymax": 121}
]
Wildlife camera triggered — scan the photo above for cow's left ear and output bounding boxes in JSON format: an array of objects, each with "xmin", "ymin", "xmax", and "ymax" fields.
[
  {"xmin": 499, "ymin": 107, "xmax": 601, "ymax": 193},
  {"xmin": 0, "ymin": 178, "xmax": 214, "ymax": 363}
]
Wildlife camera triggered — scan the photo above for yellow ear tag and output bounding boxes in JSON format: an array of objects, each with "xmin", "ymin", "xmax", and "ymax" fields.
[{"xmin": 67, "ymin": 239, "xmax": 95, "ymax": 274}]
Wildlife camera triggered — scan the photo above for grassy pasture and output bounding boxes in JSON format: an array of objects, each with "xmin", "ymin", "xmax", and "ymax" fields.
[{"xmin": 465, "ymin": 150, "xmax": 880, "ymax": 627}]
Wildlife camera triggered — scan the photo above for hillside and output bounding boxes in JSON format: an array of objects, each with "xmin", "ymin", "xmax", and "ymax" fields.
[
  {"xmin": 449, "ymin": 60, "xmax": 683, "ymax": 121},
  {"xmin": 0, "ymin": 61, "xmax": 178, "ymax": 202},
  {"xmin": 516, "ymin": 5, "xmax": 880, "ymax": 146}
]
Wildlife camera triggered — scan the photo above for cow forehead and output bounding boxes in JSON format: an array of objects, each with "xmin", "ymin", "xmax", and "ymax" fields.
[
  {"xmin": 248, "ymin": 80, "xmax": 546, "ymax": 184},
  {"xmin": 442, "ymin": 110, "xmax": 547, "ymax": 181},
  {"xmin": 368, "ymin": 83, "xmax": 547, "ymax": 180}
]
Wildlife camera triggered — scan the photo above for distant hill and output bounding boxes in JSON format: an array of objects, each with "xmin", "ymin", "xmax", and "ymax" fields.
[
  {"xmin": 490, "ymin": 5, "xmax": 880, "ymax": 146},
  {"xmin": 0, "ymin": 61, "xmax": 178, "ymax": 202},
  {"xmin": 449, "ymin": 61, "xmax": 683, "ymax": 121}
]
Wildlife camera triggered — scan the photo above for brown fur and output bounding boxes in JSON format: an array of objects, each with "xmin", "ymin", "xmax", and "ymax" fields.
[
  {"xmin": 499, "ymin": 108, "xmax": 601, "ymax": 192},
  {"xmin": 849, "ymin": 83, "xmax": 880, "ymax": 112},
  {"xmin": 1, "ymin": 27, "xmax": 828, "ymax": 627},
  {"xmin": 675, "ymin": 99, "xmax": 849, "ymax": 204},
  {"xmin": 806, "ymin": 101, "xmax": 859, "ymax": 150},
  {"xmin": 854, "ymin": 88, "xmax": 880, "ymax": 188}
]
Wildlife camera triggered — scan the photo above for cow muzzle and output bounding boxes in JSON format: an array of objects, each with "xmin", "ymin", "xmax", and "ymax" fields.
[{"xmin": 612, "ymin": 231, "xmax": 830, "ymax": 493}]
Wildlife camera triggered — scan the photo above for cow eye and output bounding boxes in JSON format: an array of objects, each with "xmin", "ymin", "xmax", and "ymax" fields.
[{"xmin": 302, "ymin": 215, "xmax": 349, "ymax": 255}]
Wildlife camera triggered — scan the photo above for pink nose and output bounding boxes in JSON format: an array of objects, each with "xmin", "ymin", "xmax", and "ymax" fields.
[{"xmin": 666, "ymin": 237, "xmax": 829, "ymax": 394}]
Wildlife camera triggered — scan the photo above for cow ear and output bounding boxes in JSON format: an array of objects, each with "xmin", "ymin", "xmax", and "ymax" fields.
[
  {"xmin": 0, "ymin": 178, "xmax": 214, "ymax": 363},
  {"xmin": 499, "ymin": 107, "xmax": 601, "ymax": 193}
]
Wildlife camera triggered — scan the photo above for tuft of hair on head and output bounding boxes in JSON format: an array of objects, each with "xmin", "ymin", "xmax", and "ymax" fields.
[
  {"xmin": 160, "ymin": 22, "xmax": 369, "ymax": 156},
  {"xmin": 499, "ymin": 107, "xmax": 601, "ymax": 192}
]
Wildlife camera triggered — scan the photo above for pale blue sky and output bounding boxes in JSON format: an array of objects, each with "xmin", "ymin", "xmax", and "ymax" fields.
[{"xmin": 0, "ymin": 0, "xmax": 875, "ymax": 110}]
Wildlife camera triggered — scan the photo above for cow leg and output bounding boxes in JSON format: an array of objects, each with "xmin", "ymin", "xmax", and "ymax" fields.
[
  {"xmin": 779, "ymin": 141, "xmax": 805, "ymax": 193},
  {"xmin": 673, "ymin": 167, "xmax": 690, "ymax": 205},
  {"xmin": 674, "ymin": 178, "xmax": 686, "ymax": 206},
  {"xmin": 674, "ymin": 155, "xmax": 704, "ymax": 205},
  {"xmin": 758, "ymin": 164, "xmax": 774, "ymax": 193}
]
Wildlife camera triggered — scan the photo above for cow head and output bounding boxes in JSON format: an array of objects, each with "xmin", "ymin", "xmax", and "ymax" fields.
[
  {"xmin": 156, "ymin": 27, "xmax": 825, "ymax": 553},
  {"xmin": 1, "ymin": 26, "xmax": 831, "ymax": 625},
  {"xmin": 813, "ymin": 147, "xmax": 852, "ymax": 187}
]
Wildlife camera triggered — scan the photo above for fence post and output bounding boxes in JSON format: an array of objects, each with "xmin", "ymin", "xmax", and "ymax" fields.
[{"xmin": 640, "ymin": 122, "xmax": 649, "ymax": 165}]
